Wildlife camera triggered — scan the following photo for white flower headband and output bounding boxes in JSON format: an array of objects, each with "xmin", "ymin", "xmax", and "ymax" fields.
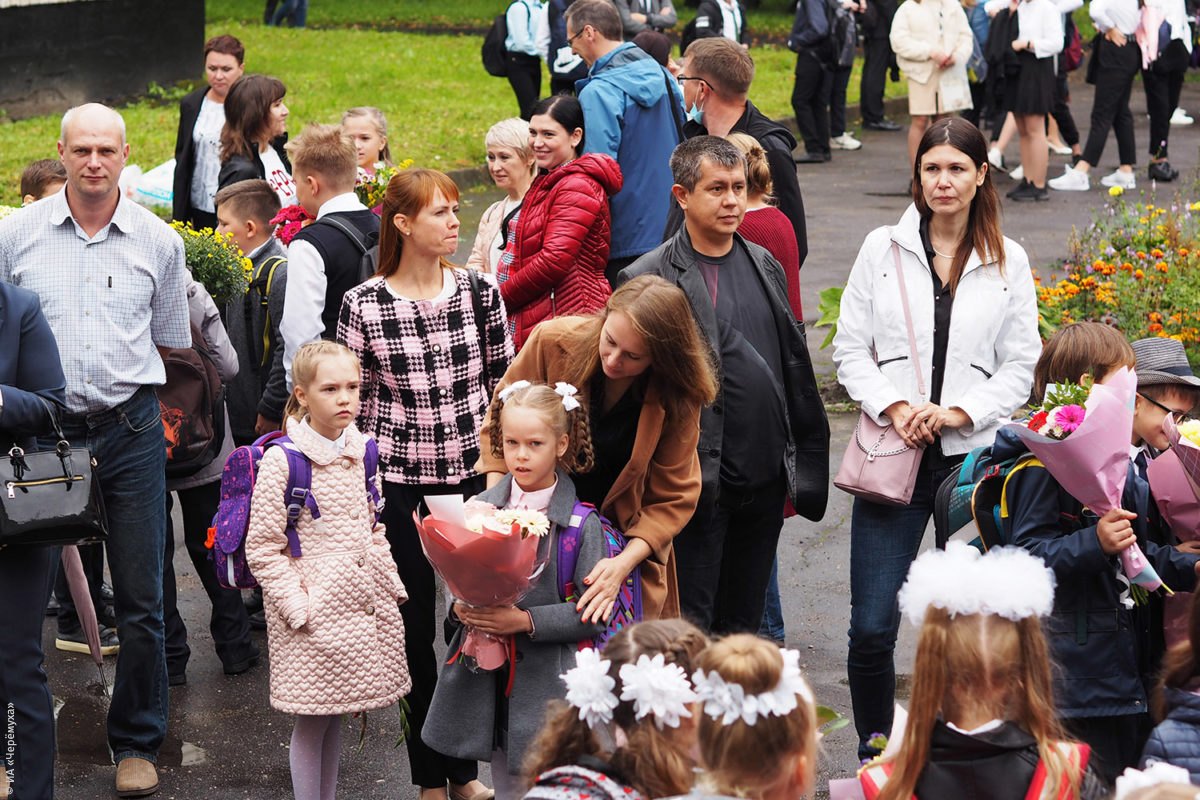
[
  {"xmin": 897, "ymin": 542, "xmax": 1056, "ymax": 627},
  {"xmin": 497, "ymin": 380, "xmax": 582, "ymax": 412},
  {"xmin": 561, "ymin": 649, "xmax": 697, "ymax": 731},
  {"xmin": 692, "ymin": 648, "xmax": 815, "ymax": 727}
]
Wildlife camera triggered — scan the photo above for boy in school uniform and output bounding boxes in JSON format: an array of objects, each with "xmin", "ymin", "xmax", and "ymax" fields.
[{"xmin": 215, "ymin": 179, "xmax": 289, "ymax": 443}]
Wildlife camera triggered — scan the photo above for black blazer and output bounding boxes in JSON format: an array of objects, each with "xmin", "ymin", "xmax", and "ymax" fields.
[
  {"xmin": 216, "ymin": 137, "xmax": 291, "ymax": 195},
  {"xmin": 0, "ymin": 283, "xmax": 67, "ymax": 452},
  {"xmin": 172, "ymin": 86, "xmax": 213, "ymax": 223}
]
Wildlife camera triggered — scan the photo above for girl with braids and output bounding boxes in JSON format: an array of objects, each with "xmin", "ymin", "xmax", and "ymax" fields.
[
  {"xmin": 524, "ymin": 619, "xmax": 711, "ymax": 800},
  {"xmin": 479, "ymin": 275, "xmax": 718, "ymax": 624},
  {"xmin": 859, "ymin": 543, "xmax": 1107, "ymax": 800},
  {"xmin": 425, "ymin": 382, "xmax": 609, "ymax": 800},
  {"xmin": 687, "ymin": 635, "xmax": 819, "ymax": 800}
]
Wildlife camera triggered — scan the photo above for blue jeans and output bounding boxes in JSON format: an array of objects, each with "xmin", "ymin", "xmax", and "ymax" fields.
[
  {"xmin": 0, "ymin": 544, "xmax": 57, "ymax": 799},
  {"xmin": 759, "ymin": 557, "xmax": 786, "ymax": 642},
  {"xmin": 846, "ymin": 455, "xmax": 961, "ymax": 761},
  {"xmin": 55, "ymin": 387, "xmax": 169, "ymax": 763},
  {"xmin": 270, "ymin": 0, "xmax": 308, "ymax": 26}
]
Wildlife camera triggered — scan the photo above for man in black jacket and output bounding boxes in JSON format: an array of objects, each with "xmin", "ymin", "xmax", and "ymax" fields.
[
  {"xmin": 666, "ymin": 37, "xmax": 808, "ymax": 267},
  {"xmin": 620, "ymin": 136, "xmax": 829, "ymax": 634},
  {"xmin": 859, "ymin": 0, "xmax": 903, "ymax": 130}
]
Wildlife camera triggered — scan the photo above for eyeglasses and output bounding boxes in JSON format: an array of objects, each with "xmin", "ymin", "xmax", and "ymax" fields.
[
  {"xmin": 677, "ymin": 75, "xmax": 712, "ymax": 90},
  {"xmin": 567, "ymin": 25, "xmax": 589, "ymax": 45},
  {"xmin": 1138, "ymin": 392, "xmax": 1196, "ymax": 423}
]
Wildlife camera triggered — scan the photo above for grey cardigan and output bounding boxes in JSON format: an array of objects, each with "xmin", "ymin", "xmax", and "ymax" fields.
[{"xmin": 423, "ymin": 470, "xmax": 605, "ymax": 772}]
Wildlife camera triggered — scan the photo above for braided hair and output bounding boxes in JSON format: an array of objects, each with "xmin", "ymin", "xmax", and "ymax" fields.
[{"xmin": 486, "ymin": 382, "xmax": 594, "ymax": 473}]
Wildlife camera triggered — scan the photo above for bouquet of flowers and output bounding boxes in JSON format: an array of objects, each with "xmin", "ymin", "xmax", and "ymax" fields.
[
  {"xmin": 355, "ymin": 159, "xmax": 414, "ymax": 211},
  {"xmin": 414, "ymin": 495, "xmax": 551, "ymax": 673},
  {"xmin": 169, "ymin": 221, "xmax": 251, "ymax": 306},
  {"xmin": 1004, "ymin": 367, "xmax": 1170, "ymax": 599},
  {"xmin": 1146, "ymin": 416, "xmax": 1200, "ymax": 643},
  {"xmin": 270, "ymin": 204, "xmax": 313, "ymax": 246}
]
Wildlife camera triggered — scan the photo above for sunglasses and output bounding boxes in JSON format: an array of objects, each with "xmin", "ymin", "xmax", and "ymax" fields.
[{"xmin": 1138, "ymin": 392, "xmax": 1196, "ymax": 424}]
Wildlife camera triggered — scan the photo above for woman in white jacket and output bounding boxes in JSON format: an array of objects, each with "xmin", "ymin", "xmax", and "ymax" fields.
[
  {"xmin": 832, "ymin": 117, "xmax": 1041, "ymax": 762},
  {"xmin": 890, "ymin": 0, "xmax": 975, "ymax": 164}
]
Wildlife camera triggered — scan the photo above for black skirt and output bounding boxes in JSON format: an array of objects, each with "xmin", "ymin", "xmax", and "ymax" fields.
[{"xmin": 1005, "ymin": 50, "xmax": 1056, "ymax": 114}]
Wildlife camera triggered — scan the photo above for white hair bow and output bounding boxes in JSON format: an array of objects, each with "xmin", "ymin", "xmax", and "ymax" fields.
[
  {"xmin": 692, "ymin": 648, "xmax": 815, "ymax": 727},
  {"xmin": 619, "ymin": 653, "xmax": 696, "ymax": 729},
  {"xmin": 554, "ymin": 382, "xmax": 581, "ymax": 412},
  {"xmin": 498, "ymin": 380, "xmax": 532, "ymax": 403},
  {"xmin": 561, "ymin": 648, "xmax": 619, "ymax": 729}
]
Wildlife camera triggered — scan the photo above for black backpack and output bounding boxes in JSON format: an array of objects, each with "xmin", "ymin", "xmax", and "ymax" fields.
[
  {"xmin": 313, "ymin": 214, "xmax": 379, "ymax": 284},
  {"xmin": 160, "ymin": 322, "xmax": 225, "ymax": 479},
  {"xmin": 483, "ymin": 2, "xmax": 528, "ymax": 78}
]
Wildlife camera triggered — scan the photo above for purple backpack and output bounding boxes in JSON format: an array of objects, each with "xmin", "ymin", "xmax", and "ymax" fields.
[
  {"xmin": 557, "ymin": 501, "xmax": 643, "ymax": 651},
  {"xmin": 206, "ymin": 430, "xmax": 381, "ymax": 590}
]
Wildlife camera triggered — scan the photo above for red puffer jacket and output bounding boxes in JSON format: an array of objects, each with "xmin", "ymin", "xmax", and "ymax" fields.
[{"xmin": 502, "ymin": 152, "xmax": 623, "ymax": 349}]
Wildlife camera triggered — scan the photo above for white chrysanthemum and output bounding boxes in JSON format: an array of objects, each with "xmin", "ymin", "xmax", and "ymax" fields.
[
  {"xmin": 693, "ymin": 648, "xmax": 813, "ymax": 727},
  {"xmin": 898, "ymin": 542, "xmax": 1056, "ymax": 626},
  {"xmin": 619, "ymin": 654, "xmax": 696, "ymax": 729},
  {"xmin": 561, "ymin": 648, "xmax": 618, "ymax": 729}
]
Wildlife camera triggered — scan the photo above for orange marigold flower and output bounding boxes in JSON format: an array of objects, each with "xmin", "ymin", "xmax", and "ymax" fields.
[
  {"xmin": 1180, "ymin": 248, "xmax": 1190, "ymax": 257},
  {"xmin": 1156, "ymin": 261, "xmax": 1169, "ymax": 272},
  {"xmin": 1121, "ymin": 262, "xmax": 1134, "ymax": 272},
  {"xmin": 1137, "ymin": 251, "xmax": 1148, "ymax": 259},
  {"xmin": 1135, "ymin": 269, "xmax": 1145, "ymax": 279},
  {"xmin": 1150, "ymin": 312, "xmax": 1164, "ymax": 323},
  {"xmin": 1151, "ymin": 248, "xmax": 1165, "ymax": 259},
  {"xmin": 1149, "ymin": 322, "xmax": 1165, "ymax": 333}
]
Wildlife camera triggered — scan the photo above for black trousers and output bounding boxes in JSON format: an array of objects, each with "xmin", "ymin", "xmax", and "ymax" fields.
[
  {"xmin": 383, "ymin": 477, "xmax": 485, "ymax": 789},
  {"xmin": 1082, "ymin": 38, "xmax": 1140, "ymax": 168},
  {"xmin": 186, "ymin": 209, "xmax": 218, "ymax": 232},
  {"xmin": 829, "ymin": 65, "xmax": 853, "ymax": 136},
  {"xmin": 1143, "ymin": 50, "xmax": 1187, "ymax": 158},
  {"xmin": 0, "ymin": 545, "xmax": 57, "ymax": 799},
  {"xmin": 1066, "ymin": 713, "xmax": 1152, "ymax": 786},
  {"xmin": 860, "ymin": 34, "xmax": 892, "ymax": 124},
  {"xmin": 674, "ymin": 476, "xmax": 787, "ymax": 634},
  {"xmin": 506, "ymin": 52, "xmax": 543, "ymax": 121},
  {"xmin": 163, "ymin": 482, "xmax": 255, "ymax": 673},
  {"xmin": 792, "ymin": 51, "xmax": 832, "ymax": 156},
  {"xmin": 1051, "ymin": 68, "xmax": 1080, "ymax": 147}
]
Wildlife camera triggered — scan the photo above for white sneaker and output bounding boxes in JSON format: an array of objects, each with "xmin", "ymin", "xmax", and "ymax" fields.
[
  {"xmin": 1048, "ymin": 141, "xmax": 1073, "ymax": 155},
  {"xmin": 1009, "ymin": 164, "xmax": 1025, "ymax": 181},
  {"xmin": 1099, "ymin": 169, "xmax": 1136, "ymax": 189},
  {"xmin": 1171, "ymin": 107, "xmax": 1194, "ymax": 126},
  {"xmin": 988, "ymin": 148, "xmax": 1005, "ymax": 171},
  {"xmin": 830, "ymin": 133, "xmax": 863, "ymax": 150},
  {"xmin": 1049, "ymin": 168, "xmax": 1090, "ymax": 191}
]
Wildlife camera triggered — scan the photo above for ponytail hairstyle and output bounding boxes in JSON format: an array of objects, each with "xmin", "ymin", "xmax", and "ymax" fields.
[
  {"xmin": 283, "ymin": 340, "xmax": 361, "ymax": 422},
  {"xmin": 377, "ymin": 168, "xmax": 460, "ymax": 278},
  {"xmin": 487, "ymin": 382, "xmax": 594, "ymax": 473},
  {"xmin": 912, "ymin": 116, "xmax": 1005, "ymax": 294},
  {"xmin": 725, "ymin": 132, "xmax": 774, "ymax": 204},
  {"xmin": 880, "ymin": 544, "xmax": 1078, "ymax": 800},
  {"xmin": 1154, "ymin": 587, "xmax": 1200, "ymax": 720},
  {"xmin": 523, "ymin": 619, "xmax": 710, "ymax": 797},
  {"xmin": 693, "ymin": 635, "xmax": 818, "ymax": 799}
]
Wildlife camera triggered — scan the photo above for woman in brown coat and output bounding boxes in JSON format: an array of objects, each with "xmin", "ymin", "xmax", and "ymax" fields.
[{"xmin": 478, "ymin": 275, "xmax": 718, "ymax": 620}]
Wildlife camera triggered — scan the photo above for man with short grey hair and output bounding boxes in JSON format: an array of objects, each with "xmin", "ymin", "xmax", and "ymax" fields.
[
  {"xmin": 619, "ymin": 136, "xmax": 829, "ymax": 634},
  {"xmin": 0, "ymin": 102, "xmax": 190, "ymax": 798}
]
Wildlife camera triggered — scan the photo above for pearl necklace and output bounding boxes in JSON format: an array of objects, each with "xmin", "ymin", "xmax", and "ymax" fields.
[{"xmin": 932, "ymin": 246, "xmax": 955, "ymax": 259}]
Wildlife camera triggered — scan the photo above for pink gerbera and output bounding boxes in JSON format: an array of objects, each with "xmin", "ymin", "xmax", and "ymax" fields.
[{"xmin": 1052, "ymin": 404, "xmax": 1087, "ymax": 434}]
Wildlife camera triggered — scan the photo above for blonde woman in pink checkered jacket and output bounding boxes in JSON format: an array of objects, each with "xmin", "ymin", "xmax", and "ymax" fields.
[{"xmin": 337, "ymin": 168, "xmax": 514, "ymax": 800}]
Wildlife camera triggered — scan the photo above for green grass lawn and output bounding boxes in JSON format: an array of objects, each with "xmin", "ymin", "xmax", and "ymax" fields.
[{"xmin": 0, "ymin": 18, "xmax": 904, "ymax": 206}]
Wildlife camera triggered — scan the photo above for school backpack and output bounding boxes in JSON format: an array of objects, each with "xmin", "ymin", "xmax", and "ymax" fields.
[
  {"xmin": 245, "ymin": 254, "xmax": 286, "ymax": 370},
  {"xmin": 313, "ymin": 214, "xmax": 379, "ymax": 284},
  {"xmin": 557, "ymin": 501, "xmax": 642, "ymax": 651},
  {"xmin": 483, "ymin": 2, "xmax": 528, "ymax": 78},
  {"xmin": 859, "ymin": 741, "xmax": 1090, "ymax": 800},
  {"xmin": 933, "ymin": 446, "xmax": 1043, "ymax": 553},
  {"xmin": 206, "ymin": 430, "xmax": 381, "ymax": 590},
  {"xmin": 160, "ymin": 321, "xmax": 226, "ymax": 479}
]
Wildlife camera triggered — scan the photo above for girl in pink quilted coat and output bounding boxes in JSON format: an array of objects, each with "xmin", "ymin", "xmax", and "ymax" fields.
[{"xmin": 246, "ymin": 341, "xmax": 411, "ymax": 800}]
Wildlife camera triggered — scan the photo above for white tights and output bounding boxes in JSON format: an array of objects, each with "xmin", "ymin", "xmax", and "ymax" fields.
[{"xmin": 290, "ymin": 714, "xmax": 343, "ymax": 800}]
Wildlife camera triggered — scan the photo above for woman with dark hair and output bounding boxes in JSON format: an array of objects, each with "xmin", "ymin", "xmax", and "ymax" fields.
[
  {"xmin": 172, "ymin": 34, "xmax": 245, "ymax": 229},
  {"xmin": 479, "ymin": 275, "xmax": 718, "ymax": 621},
  {"xmin": 502, "ymin": 95, "xmax": 622, "ymax": 350},
  {"xmin": 832, "ymin": 116, "xmax": 1041, "ymax": 762},
  {"xmin": 217, "ymin": 74, "xmax": 295, "ymax": 206},
  {"xmin": 336, "ymin": 168, "xmax": 512, "ymax": 800}
]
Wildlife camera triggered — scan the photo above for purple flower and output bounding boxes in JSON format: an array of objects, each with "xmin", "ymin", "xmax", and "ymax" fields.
[{"xmin": 1052, "ymin": 405, "xmax": 1087, "ymax": 435}]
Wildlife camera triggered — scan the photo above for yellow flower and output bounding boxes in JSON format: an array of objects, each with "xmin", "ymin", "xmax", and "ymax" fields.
[
  {"xmin": 1109, "ymin": 186, "xmax": 1124, "ymax": 197},
  {"xmin": 1191, "ymin": 201, "xmax": 1200, "ymax": 211}
]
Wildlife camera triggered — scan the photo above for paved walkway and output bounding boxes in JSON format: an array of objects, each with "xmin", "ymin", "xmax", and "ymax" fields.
[{"xmin": 43, "ymin": 78, "xmax": 1200, "ymax": 799}]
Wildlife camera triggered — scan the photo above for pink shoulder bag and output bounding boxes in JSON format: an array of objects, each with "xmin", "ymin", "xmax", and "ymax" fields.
[{"xmin": 833, "ymin": 242, "xmax": 925, "ymax": 506}]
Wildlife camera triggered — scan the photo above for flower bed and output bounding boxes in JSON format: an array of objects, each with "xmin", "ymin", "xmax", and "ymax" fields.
[{"xmin": 1036, "ymin": 190, "xmax": 1200, "ymax": 362}]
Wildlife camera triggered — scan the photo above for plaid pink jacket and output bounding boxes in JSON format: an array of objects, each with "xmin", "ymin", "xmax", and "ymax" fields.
[{"xmin": 337, "ymin": 270, "xmax": 514, "ymax": 484}]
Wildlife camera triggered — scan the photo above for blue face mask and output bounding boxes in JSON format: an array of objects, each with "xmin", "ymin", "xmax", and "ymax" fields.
[{"xmin": 686, "ymin": 101, "xmax": 704, "ymax": 126}]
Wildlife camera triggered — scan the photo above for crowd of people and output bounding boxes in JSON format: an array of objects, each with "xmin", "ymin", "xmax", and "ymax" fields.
[{"xmin": 4, "ymin": 0, "xmax": 1200, "ymax": 798}]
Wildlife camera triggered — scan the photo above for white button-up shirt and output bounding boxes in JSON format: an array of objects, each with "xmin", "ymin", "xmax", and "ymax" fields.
[{"xmin": 0, "ymin": 188, "xmax": 190, "ymax": 414}]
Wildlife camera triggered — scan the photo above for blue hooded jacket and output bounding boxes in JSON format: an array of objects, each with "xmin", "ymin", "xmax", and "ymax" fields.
[
  {"xmin": 576, "ymin": 42, "xmax": 684, "ymax": 260},
  {"xmin": 1142, "ymin": 688, "xmax": 1200, "ymax": 782}
]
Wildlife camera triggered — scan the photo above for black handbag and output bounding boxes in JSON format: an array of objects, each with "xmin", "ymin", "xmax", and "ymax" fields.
[{"xmin": 0, "ymin": 407, "xmax": 108, "ymax": 549}]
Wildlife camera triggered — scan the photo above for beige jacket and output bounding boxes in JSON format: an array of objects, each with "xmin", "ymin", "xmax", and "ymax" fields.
[
  {"xmin": 246, "ymin": 418, "xmax": 411, "ymax": 715},
  {"xmin": 890, "ymin": 0, "xmax": 975, "ymax": 84},
  {"xmin": 466, "ymin": 197, "xmax": 518, "ymax": 274}
]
